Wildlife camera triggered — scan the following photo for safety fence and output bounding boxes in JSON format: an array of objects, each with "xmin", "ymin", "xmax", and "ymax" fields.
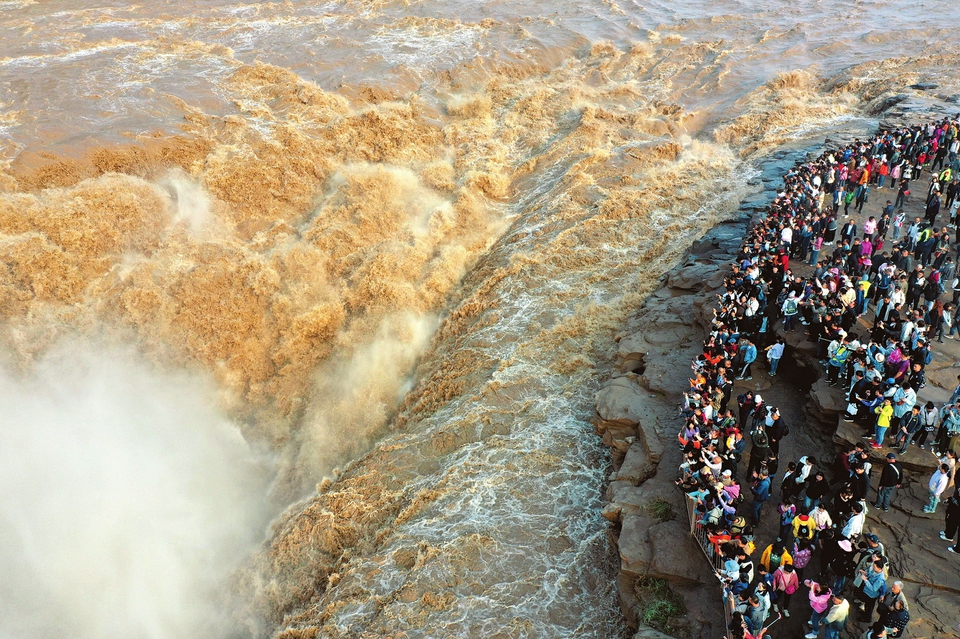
[{"xmin": 685, "ymin": 496, "xmax": 735, "ymax": 633}]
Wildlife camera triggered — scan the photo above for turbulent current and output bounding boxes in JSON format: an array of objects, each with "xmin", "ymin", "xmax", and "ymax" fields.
[{"xmin": 2, "ymin": 1, "xmax": 960, "ymax": 637}]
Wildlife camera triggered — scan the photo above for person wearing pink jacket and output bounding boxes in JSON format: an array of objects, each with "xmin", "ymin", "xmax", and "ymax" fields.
[
  {"xmin": 804, "ymin": 579, "xmax": 834, "ymax": 638},
  {"xmin": 772, "ymin": 562, "xmax": 799, "ymax": 616}
]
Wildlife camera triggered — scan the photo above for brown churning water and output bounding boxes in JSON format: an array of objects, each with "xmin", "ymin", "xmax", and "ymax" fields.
[{"xmin": 0, "ymin": 1, "xmax": 958, "ymax": 637}]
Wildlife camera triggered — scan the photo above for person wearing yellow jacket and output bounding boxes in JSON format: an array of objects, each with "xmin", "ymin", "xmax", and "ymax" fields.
[
  {"xmin": 760, "ymin": 542, "xmax": 793, "ymax": 573},
  {"xmin": 872, "ymin": 398, "xmax": 894, "ymax": 450}
]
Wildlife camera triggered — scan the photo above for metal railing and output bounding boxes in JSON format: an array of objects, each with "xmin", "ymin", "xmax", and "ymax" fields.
[{"xmin": 685, "ymin": 496, "xmax": 734, "ymax": 632}]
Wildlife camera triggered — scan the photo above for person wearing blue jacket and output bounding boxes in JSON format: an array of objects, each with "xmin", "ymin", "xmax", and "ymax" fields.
[
  {"xmin": 751, "ymin": 470, "xmax": 772, "ymax": 524},
  {"xmin": 856, "ymin": 557, "xmax": 888, "ymax": 622},
  {"xmin": 827, "ymin": 337, "xmax": 852, "ymax": 385},
  {"xmin": 738, "ymin": 339, "xmax": 758, "ymax": 380}
]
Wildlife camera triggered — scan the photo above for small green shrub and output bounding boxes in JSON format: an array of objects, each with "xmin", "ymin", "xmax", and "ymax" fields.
[
  {"xmin": 634, "ymin": 577, "xmax": 686, "ymax": 636},
  {"xmin": 646, "ymin": 497, "xmax": 675, "ymax": 523}
]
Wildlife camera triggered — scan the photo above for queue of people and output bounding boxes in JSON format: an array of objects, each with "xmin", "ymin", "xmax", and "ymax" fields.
[{"xmin": 676, "ymin": 118, "xmax": 960, "ymax": 639}]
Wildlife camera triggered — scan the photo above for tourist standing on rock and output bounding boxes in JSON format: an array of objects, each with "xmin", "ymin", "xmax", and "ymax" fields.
[
  {"xmin": 879, "ymin": 599, "xmax": 910, "ymax": 637},
  {"xmin": 817, "ymin": 528, "xmax": 838, "ymax": 579},
  {"xmin": 826, "ymin": 336, "xmax": 852, "ymax": 385},
  {"xmin": 934, "ymin": 402, "xmax": 960, "ymax": 453},
  {"xmin": 792, "ymin": 537, "xmax": 814, "ymax": 580},
  {"xmin": 821, "ymin": 594, "xmax": 850, "ymax": 639},
  {"xmin": 809, "ymin": 235, "xmax": 824, "ymax": 266},
  {"xmin": 772, "ymin": 562, "xmax": 799, "ymax": 617},
  {"xmin": 824, "ymin": 214, "xmax": 838, "ymax": 244},
  {"xmin": 853, "ymin": 557, "xmax": 888, "ymax": 622},
  {"xmin": 859, "ymin": 533, "xmax": 887, "ymax": 565},
  {"xmin": 781, "ymin": 293, "xmax": 801, "ymax": 332},
  {"xmin": 764, "ymin": 337, "xmax": 785, "ymax": 376},
  {"xmin": 776, "ymin": 496, "xmax": 798, "ymax": 542},
  {"xmin": 871, "ymin": 398, "xmax": 894, "ymax": 449},
  {"xmin": 804, "ymin": 579, "xmax": 833, "ymax": 638},
  {"xmin": 891, "ymin": 209, "xmax": 905, "ymax": 240},
  {"xmin": 877, "ymin": 581, "xmax": 909, "ymax": 637},
  {"xmin": 831, "ymin": 485, "xmax": 856, "ymax": 526},
  {"xmin": 893, "ymin": 405, "xmax": 922, "ymax": 454},
  {"xmin": 831, "ymin": 539, "xmax": 857, "ymax": 592},
  {"xmin": 942, "ymin": 487, "xmax": 960, "ymax": 550},
  {"xmin": 737, "ymin": 390, "xmax": 755, "ymax": 426},
  {"xmin": 842, "ymin": 501, "xmax": 866, "ymax": 540},
  {"xmin": 849, "ymin": 464, "xmax": 870, "ymax": 502},
  {"xmin": 915, "ymin": 401, "xmax": 938, "ymax": 449},
  {"xmin": 923, "ymin": 463, "xmax": 951, "ymax": 513},
  {"xmin": 737, "ymin": 339, "xmax": 758, "ymax": 380},
  {"xmin": 750, "ymin": 470, "xmax": 771, "ymax": 524},
  {"xmin": 938, "ymin": 449, "xmax": 957, "ymax": 493},
  {"xmin": 804, "ymin": 471, "xmax": 831, "ymax": 512},
  {"xmin": 765, "ymin": 409, "xmax": 789, "ymax": 457},
  {"xmin": 873, "ymin": 453, "xmax": 902, "ymax": 512},
  {"xmin": 724, "ymin": 611, "xmax": 772, "ymax": 639},
  {"xmin": 809, "ymin": 502, "xmax": 833, "ymax": 539},
  {"xmin": 747, "ymin": 428, "xmax": 771, "ymax": 478},
  {"xmin": 841, "ymin": 217, "xmax": 858, "ymax": 244},
  {"xmin": 925, "ymin": 192, "xmax": 941, "ymax": 223}
]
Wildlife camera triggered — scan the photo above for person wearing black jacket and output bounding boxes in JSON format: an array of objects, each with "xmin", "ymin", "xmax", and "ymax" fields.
[
  {"xmin": 894, "ymin": 406, "xmax": 923, "ymax": 454},
  {"xmin": 747, "ymin": 428, "xmax": 771, "ymax": 477},
  {"xmin": 830, "ymin": 538, "xmax": 858, "ymax": 592},
  {"xmin": 874, "ymin": 453, "xmax": 903, "ymax": 512},
  {"xmin": 850, "ymin": 464, "xmax": 870, "ymax": 503},
  {"xmin": 817, "ymin": 528, "xmax": 838, "ymax": 579},
  {"xmin": 840, "ymin": 218, "xmax": 858, "ymax": 244},
  {"xmin": 803, "ymin": 471, "xmax": 831, "ymax": 511},
  {"xmin": 765, "ymin": 410, "xmax": 789, "ymax": 457},
  {"xmin": 737, "ymin": 391, "xmax": 755, "ymax": 430},
  {"xmin": 831, "ymin": 487, "xmax": 855, "ymax": 527},
  {"xmin": 941, "ymin": 487, "xmax": 960, "ymax": 547}
]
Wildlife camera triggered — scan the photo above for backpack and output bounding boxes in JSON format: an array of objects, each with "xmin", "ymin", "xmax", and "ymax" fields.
[
  {"xmin": 785, "ymin": 299, "xmax": 798, "ymax": 315},
  {"xmin": 752, "ymin": 429, "xmax": 768, "ymax": 448},
  {"xmin": 924, "ymin": 349, "xmax": 934, "ymax": 365},
  {"xmin": 797, "ymin": 522, "xmax": 811, "ymax": 538}
]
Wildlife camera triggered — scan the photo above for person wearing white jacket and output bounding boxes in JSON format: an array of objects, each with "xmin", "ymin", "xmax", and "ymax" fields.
[
  {"xmin": 821, "ymin": 594, "xmax": 850, "ymax": 639},
  {"xmin": 924, "ymin": 464, "xmax": 951, "ymax": 513}
]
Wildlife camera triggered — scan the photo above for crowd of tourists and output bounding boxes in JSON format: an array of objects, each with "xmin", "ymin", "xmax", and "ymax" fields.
[{"xmin": 672, "ymin": 118, "xmax": 960, "ymax": 639}]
